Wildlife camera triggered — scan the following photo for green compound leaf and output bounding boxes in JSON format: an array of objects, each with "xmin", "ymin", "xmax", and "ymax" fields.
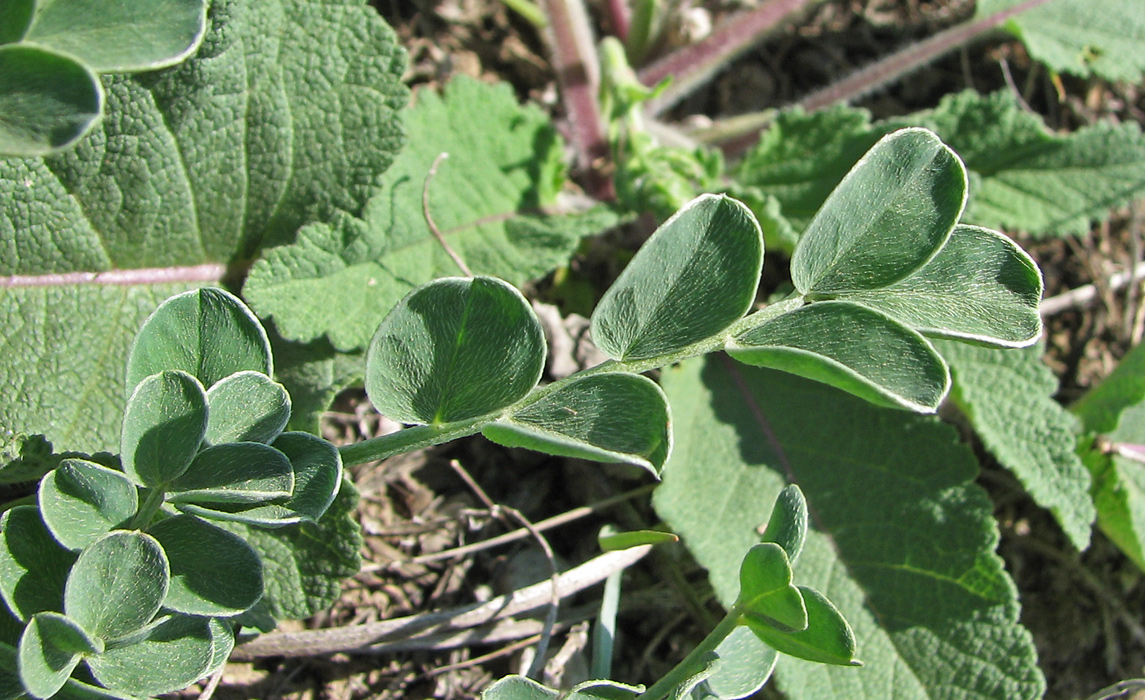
[
  {"xmin": 24, "ymin": 0, "xmax": 207, "ymax": 73},
  {"xmin": 730, "ymin": 301, "xmax": 950, "ymax": 413},
  {"xmin": 267, "ymin": 431, "xmax": 342, "ymax": 523},
  {"xmin": 85, "ymin": 614, "xmax": 223, "ymax": 697},
  {"xmin": 18, "ymin": 612, "xmax": 101, "ymax": 700},
  {"xmin": 654, "ymin": 357, "xmax": 1044, "ymax": 700},
  {"xmin": 125, "ymin": 288, "xmax": 272, "ymax": 396},
  {"xmin": 205, "ymin": 371, "xmax": 291, "ymax": 445},
  {"xmin": 244, "ymin": 75, "xmax": 616, "ymax": 352},
  {"xmin": 482, "ymin": 372, "xmax": 672, "ymax": 476},
  {"xmin": 736, "ymin": 543, "xmax": 807, "ymax": 633},
  {"xmin": 218, "ymin": 479, "xmax": 361, "ymax": 620},
  {"xmin": 0, "ymin": 44, "xmax": 103, "ymax": 157},
  {"xmin": 366, "ymin": 276, "xmax": 545, "ymax": 425},
  {"xmin": 1073, "ymin": 342, "xmax": 1145, "ymax": 569},
  {"xmin": 180, "ymin": 432, "xmax": 342, "ymax": 527},
  {"xmin": 734, "ymin": 92, "xmax": 1145, "ymax": 245},
  {"xmin": 790, "ymin": 128, "xmax": 966, "ymax": 296},
  {"xmin": 839, "ymin": 225, "xmax": 1042, "ymax": 347},
  {"xmin": 167, "ymin": 442, "xmax": 293, "ymax": 506},
  {"xmin": 120, "ymin": 370, "xmax": 208, "ymax": 489},
  {"xmin": 0, "ymin": 507, "xmax": 76, "ymax": 621},
  {"xmin": 38, "ymin": 458, "xmax": 138, "ymax": 551},
  {"xmin": 0, "ymin": 0, "xmax": 34, "ymax": 43},
  {"xmin": 937, "ymin": 341, "xmax": 1095, "ymax": 551},
  {"xmin": 590, "ymin": 194, "xmax": 762, "ymax": 362},
  {"xmin": 759, "ymin": 485, "xmax": 807, "ymax": 566},
  {"xmin": 693, "ymin": 627, "xmax": 778, "ymax": 700},
  {"xmin": 148, "ymin": 515, "xmax": 262, "ymax": 617},
  {"xmin": 64, "ymin": 531, "xmax": 168, "ymax": 641},
  {"xmin": 1, "ymin": 0, "xmax": 408, "ymax": 453},
  {"xmin": 978, "ymin": 0, "xmax": 1145, "ymax": 82},
  {"xmin": 741, "ymin": 587, "xmax": 859, "ymax": 667}
]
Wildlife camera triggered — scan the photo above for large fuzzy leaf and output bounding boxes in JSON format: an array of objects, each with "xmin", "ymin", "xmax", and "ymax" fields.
[
  {"xmin": 245, "ymin": 75, "xmax": 618, "ymax": 352},
  {"xmin": 653, "ymin": 357, "xmax": 1044, "ymax": 700},
  {"xmin": 937, "ymin": 341, "xmax": 1094, "ymax": 550},
  {"xmin": 0, "ymin": 0, "xmax": 408, "ymax": 453},
  {"xmin": 1073, "ymin": 342, "xmax": 1145, "ymax": 569},
  {"xmin": 219, "ymin": 479, "xmax": 361, "ymax": 621},
  {"xmin": 978, "ymin": 0, "xmax": 1145, "ymax": 82}
]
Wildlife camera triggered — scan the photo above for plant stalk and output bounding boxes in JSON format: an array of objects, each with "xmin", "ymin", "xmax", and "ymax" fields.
[
  {"xmin": 634, "ymin": 608, "xmax": 742, "ymax": 700},
  {"xmin": 798, "ymin": 0, "xmax": 1054, "ymax": 111},
  {"xmin": 539, "ymin": 0, "xmax": 614, "ymax": 199},
  {"xmin": 338, "ymin": 422, "xmax": 483, "ymax": 467},
  {"xmin": 131, "ymin": 488, "xmax": 166, "ymax": 530},
  {"xmin": 638, "ymin": 0, "xmax": 823, "ymax": 117}
]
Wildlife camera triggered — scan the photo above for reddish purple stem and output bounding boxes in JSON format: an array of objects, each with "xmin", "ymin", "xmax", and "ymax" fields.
[
  {"xmin": 638, "ymin": 0, "xmax": 819, "ymax": 116},
  {"xmin": 0, "ymin": 263, "xmax": 229, "ymax": 288}
]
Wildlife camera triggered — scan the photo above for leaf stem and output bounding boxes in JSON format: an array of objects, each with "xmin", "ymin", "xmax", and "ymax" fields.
[
  {"xmin": 338, "ymin": 422, "xmax": 483, "ymax": 467},
  {"xmin": 131, "ymin": 487, "xmax": 166, "ymax": 529},
  {"xmin": 634, "ymin": 608, "xmax": 742, "ymax": 700}
]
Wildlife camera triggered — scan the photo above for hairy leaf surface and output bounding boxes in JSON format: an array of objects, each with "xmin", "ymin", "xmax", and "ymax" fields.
[
  {"xmin": 38, "ymin": 458, "xmax": 138, "ymax": 551},
  {"xmin": 937, "ymin": 340, "xmax": 1094, "ymax": 550},
  {"xmin": 734, "ymin": 91, "xmax": 1145, "ymax": 246},
  {"xmin": 978, "ymin": 0, "xmax": 1145, "ymax": 82},
  {"xmin": 0, "ymin": 0, "xmax": 408, "ymax": 452},
  {"xmin": 1073, "ymin": 342, "xmax": 1145, "ymax": 569},
  {"xmin": 653, "ymin": 357, "xmax": 1044, "ymax": 700},
  {"xmin": 245, "ymin": 76, "xmax": 617, "ymax": 351}
]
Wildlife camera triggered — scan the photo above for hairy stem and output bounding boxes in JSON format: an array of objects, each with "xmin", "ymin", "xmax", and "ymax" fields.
[
  {"xmin": 638, "ymin": 0, "xmax": 823, "ymax": 117},
  {"xmin": 798, "ymin": 0, "xmax": 1054, "ymax": 111},
  {"xmin": 635, "ymin": 608, "xmax": 741, "ymax": 700},
  {"xmin": 131, "ymin": 488, "xmax": 166, "ymax": 530},
  {"xmin": 338, "ymin": 422, "xmax": 483, "ymax": 467},
  {"xmin": 0, "ymin": 263, "xmax": 231, "ymax": 288},
  {"xmin": 539, "ymin": 0, "xmax": 614, "ymax": 199}
]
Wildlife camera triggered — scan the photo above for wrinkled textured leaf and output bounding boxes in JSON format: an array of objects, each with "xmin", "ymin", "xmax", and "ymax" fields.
[
  {"xmin": 18, "ymin": 612, "xmax": 98, "ymax": 700},
  {"xmin": 25, "ymin": 0, "xmax": 207, "ymax": 73},
  {"xmin": 120, "ymin": 370, "xmax": 208, "ymax": 489},
  {"xmin": 64, "ymin": 531, "xmax": 168, "ymax": 640},
  {"xmin": 654, "ymin": 357, "xmax": 1044, "ymax": 700},
  {"xmin": 167, "ymin": 442, "xmax": 293, "ymax": 505},
  {"xmin": 790, "ymin": 128, "xmax": 965, "ymax": 295},
  {"xmin": 271, "ymin": 334, "xmax": 366, "ymax": 433},
  {"xmin": 219, "ymin": 479, "xmax": 361, "ymax": 620},
  {"xmin": 245, "ymin": 75, "xmax": 616, "ymax": 352},
  {"xmin": 85, "ymin": 614, "xmax": 220, "ymax": 696},
  {"xmin": 1074, "ymin": 341, "xmax": 1145, "ymax": 569},
  {"xmin": 978, "ymin": 0, "xmax": 1145, "ymax": 82},
  {"xmin": 148, "ymin": 514, "xmax": 262, "ymax": 617},
  {"xmin": 841, "ymin": 225, "xmax": 1042, "ymax": 347},
  {"xmin": 482, "ymin": 372, "xmax": 671, "ymax": 475},
  {"xmin": 38, "ymin": 459, "xmax": 138, "ymax": 551},
  {"xmin": 734, "ymin": 92, "xmax": 1145, "ymax": 244},
  {"xmin": 125, "ymin": 288, "xmax": 272, "ymax": 396},
  {"xmin": 0, "ymin": 507, "xmax": 76, "ymax": 621},
  {"xmin": 937, "ymin": 340, "xmax": 1094, "ymax": 550},
  {"xmin": 0, "ymin": 44, "xmax": 102, "ymax": 157},
  {"xmin": 366, "ymin": 276, "xmax": 545, "ymax": 425},
  {"xmin": 0, "ymin": 0, "xmax": 408, "ymax": 452},
  {"xmin": 205, "ymin": 371, "xmax": 291, "ymax": 445},
  {"xmin": 730, "ymin": 301, "xmax": 950, "ymax": 412},
  {"xmin": 591, "ymin": 194, "xmax": 762, "ymax": 361}
]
